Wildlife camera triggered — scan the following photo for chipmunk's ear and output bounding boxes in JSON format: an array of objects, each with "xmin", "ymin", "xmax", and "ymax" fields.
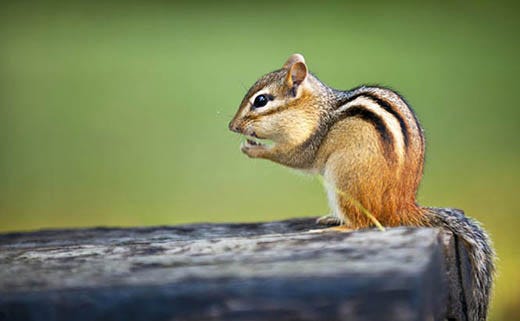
[
  {"xmin": 285, "ymin": 61, "xmax": 308, "ymax": 91},
  {"xmin": 283, "ymin": 54, "xmax": 308, "ymax": 95}
]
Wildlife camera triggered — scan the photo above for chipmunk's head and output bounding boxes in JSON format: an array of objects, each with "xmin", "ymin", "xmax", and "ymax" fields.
[{"xmin": 228, "ymin": 53, "xmax": 323, "ymax": 160}]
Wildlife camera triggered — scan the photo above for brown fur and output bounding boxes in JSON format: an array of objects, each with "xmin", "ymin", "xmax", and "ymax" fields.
[{"xmin": 315, "ymin": 118, "xmax": 427, "ymax": 229}]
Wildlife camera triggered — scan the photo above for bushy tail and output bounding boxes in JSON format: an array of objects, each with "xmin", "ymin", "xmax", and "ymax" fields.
[{"xmin": 425, "ymin": 207, "xmax": 495, "ymax": 321}]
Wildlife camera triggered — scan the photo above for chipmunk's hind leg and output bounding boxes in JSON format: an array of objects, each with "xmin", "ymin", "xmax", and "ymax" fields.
[
  {"xmin": 316, "ymin": 214, "xmax": 343, "ymax": 226},
  {"xmin": 310, "ymin": 214, "xmax": 353, "ymax": 233}
]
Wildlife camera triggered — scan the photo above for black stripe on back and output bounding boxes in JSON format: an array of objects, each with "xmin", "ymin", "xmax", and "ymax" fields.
[
  {"xmin": 394, "ymin": 92, "xmax": 425, "ymax": 147},
  {"xmin": 337, "ymin": 92, "xmax": 410, "ymax": 148},
  {"xmin": 339, "ymin": 105, "xmax": 395, "ymax": 162}
]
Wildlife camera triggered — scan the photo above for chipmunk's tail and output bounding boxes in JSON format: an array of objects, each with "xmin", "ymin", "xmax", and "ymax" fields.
[{"xmin": 424, "ymin": 207, "xmax": 495, "ymax": 321}]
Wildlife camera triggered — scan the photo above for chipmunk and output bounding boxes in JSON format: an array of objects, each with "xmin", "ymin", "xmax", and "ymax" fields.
[{"xmin": 228, "ymin": 54, "xmax": 495, "ymax": 321}]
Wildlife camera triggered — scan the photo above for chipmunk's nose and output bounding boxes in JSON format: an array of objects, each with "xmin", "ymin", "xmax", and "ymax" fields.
[{"xmin": 228, "ymin": 120, "xmax": 242, "ymax": 133}]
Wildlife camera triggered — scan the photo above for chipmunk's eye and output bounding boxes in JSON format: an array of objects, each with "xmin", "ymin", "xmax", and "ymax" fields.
[{"xmin": 252, "ymin": 94, "xmax": 269, "ymax": 109}]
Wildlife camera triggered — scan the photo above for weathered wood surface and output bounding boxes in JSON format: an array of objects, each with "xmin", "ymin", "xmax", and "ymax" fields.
[{"xmin": 0, "ymin": 217, "xmax": 468, "ymax": 321}]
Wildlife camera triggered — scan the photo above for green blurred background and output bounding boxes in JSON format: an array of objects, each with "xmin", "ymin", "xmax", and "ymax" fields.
[{"xmin": 0, "ymin": 1, "xmax": 518, "ymax": 319}]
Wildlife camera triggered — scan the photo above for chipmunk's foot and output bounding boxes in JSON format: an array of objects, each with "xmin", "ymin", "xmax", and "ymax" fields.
[
  {"xmin": 316, "ymin": 214, "xmax": 342, "ymax": 226},
  {"xmin": 308, "ymin": 225, "xmax": 353, "ymax": 234},
  {"xmin": 310, "ymin": 215, "xmax": 351, "ymax": 233}
]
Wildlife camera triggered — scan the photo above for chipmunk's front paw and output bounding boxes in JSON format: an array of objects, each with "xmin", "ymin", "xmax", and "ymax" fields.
[
  {"xmin": 316, "ymin": 214, "xmax": 342, "ymax": 226},
  {"xmin": 240, "ymin": 140, "xmax": 271, "ymax": 159}
]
